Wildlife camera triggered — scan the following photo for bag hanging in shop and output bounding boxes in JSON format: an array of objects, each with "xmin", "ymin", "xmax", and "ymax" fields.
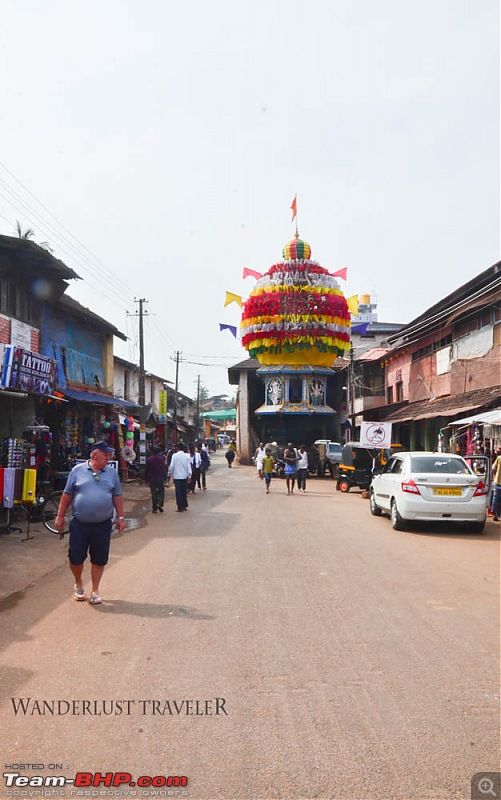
[
  {"xmin": 3, "ymin": 468, "xmax": 16, "ymax": 509},
  {"xmin": 14, "ymin": 469, "xmax": 23, "ymax": 503},
  {"xmin": 22, "ymin": 469, "xmax": 37, "ymax": 503}
]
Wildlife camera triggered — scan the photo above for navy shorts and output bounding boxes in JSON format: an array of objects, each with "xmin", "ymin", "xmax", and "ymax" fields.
[{"xmin": 68, "ymin": 518, "xmax": 113, "ymax": 566}]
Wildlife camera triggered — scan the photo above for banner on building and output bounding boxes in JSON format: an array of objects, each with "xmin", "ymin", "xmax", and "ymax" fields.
[
  {"xmin": 1, "ymin": 345, "xmax": 57, "ymax": 395},
  {"xmin": 158, "ymin": 390, "xmax": 167, "ymax": 415},
  {"xmin": 360, "ymin": 420, "xmax": 393, "ymax": 449}
]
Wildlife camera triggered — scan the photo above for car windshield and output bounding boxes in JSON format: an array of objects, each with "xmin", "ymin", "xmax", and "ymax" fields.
[{"xmin": 410, "ymin": 456, "xmax": 471, "ymax": 475}]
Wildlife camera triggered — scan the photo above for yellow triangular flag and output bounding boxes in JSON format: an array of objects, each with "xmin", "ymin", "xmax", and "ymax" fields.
[
  {"xmin": 347, "ymin": 295, "xmax": 359, "ymax": 315},
  {"xmin": 224, "ymin": 291, "xmax": 242, "ymax": 308}
]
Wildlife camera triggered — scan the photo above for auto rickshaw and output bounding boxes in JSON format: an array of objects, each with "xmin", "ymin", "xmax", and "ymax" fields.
[{"xmin": 336, "ymin": 443, "xmax": 402, "ymax": 492}]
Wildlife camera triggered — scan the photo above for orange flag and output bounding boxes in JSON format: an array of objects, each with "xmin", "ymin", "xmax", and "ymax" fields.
[{"xmin": 290, "ymin": 195, "xmax": 297, "ymax": 222}]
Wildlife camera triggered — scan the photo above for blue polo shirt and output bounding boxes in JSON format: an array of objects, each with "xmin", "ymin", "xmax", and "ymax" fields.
[{"xmin": 64, "ymin": 461, "xmax": 123, "ymax": 524}]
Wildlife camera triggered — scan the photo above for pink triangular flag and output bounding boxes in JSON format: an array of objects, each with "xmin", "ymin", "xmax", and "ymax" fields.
[{"xmin": 242, "ymin": 267, "xmax": 262, "ymax": 280}]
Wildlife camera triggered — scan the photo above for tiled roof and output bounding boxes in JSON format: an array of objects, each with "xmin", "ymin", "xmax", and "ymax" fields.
[
  {"xmin": 378, "ymin": 385, "xmax": 501, "ymax": 423},
  {"xmin": 357, "ymin": 348, "xmax": 389, "ymax": 362}
]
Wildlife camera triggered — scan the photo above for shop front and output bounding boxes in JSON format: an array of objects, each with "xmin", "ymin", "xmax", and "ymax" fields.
[
  {"xmin": 42, "ymin": 387, "xmax": 140, "ymax": 476},
  {"xmin": 0, "ymin": 345, "xmax": 60, "ymax": 524},
  {"xmin": 447, "ymin": 409, "xmax": 501, "ymax": 458}
]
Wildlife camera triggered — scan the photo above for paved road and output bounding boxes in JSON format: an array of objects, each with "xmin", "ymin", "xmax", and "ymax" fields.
[{"xmin": 0, "ymin": 452, "xmax": 499, "ymax": 800}]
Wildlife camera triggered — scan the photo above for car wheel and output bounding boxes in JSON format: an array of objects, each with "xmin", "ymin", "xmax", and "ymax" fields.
[
  {"xmin": 468, "ymin": 520, "xmax": 486, "ymax": 533},
  {"xmin": 390, "ymin": 499, "xmax": 406, "ymax": 531},
  {"xmin": 338, "ymin": 479, "xmax": 350, "ymax": 493},
  {"xmin": 370, "ymin": 490, "xmax": 382, "ymax": 516}
]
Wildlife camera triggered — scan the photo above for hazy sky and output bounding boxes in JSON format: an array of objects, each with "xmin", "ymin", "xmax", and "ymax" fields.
[{"xmin": 1, "ymin": 0, "xmax": 499, "ymax": 398}]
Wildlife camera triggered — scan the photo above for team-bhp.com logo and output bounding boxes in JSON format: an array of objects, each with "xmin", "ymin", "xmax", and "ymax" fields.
[{"xmin": 3, "ymin": 771, "xmax": 188, "ymax": 792}]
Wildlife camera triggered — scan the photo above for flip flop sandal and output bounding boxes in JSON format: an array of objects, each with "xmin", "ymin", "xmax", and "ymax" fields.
[
  {"xmin": 89, "ymin": 593, "xmax": 102, "ymax": 605},
  {"xmin": 74, "ymin": 586, "xmax": 86, "ymax": 601}
]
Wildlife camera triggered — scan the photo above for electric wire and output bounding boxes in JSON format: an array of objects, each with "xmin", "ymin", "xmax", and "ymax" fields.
[
  {"xmin": 0, "ymin": 188, "xmax": 133, "ymax": 313},
  {"xmin": 0, "ymin": 162, "xmax": 236, "ymax": 396},
  {"xmin": 0, "ymin": 160, "xmax": 139, "ymax": 302},
  {"xmin": 0, "ymin": 168, "xmax": 137, "ymax": 309}
]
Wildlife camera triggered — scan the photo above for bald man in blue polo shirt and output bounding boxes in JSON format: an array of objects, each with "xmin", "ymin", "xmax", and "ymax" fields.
[{"xmin": 55, "ymin": 441, "xmax": 125, "ymax": 605}]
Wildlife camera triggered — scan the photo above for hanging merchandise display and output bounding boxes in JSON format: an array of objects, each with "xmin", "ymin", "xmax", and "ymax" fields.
[{"xmin": 5, "ymin": 439, "xmax": 24, "ymax": 468}]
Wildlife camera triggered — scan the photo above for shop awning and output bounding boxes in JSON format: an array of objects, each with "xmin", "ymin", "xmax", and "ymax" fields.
[
  {"xmin": 381, "ymin": 403, "xmax": 480, "ymax": 423},
  {"xmin": 448, "ymin": 408, "xmax": 501, "ymax": 426},
  {"xmin": 61, "ymin": 387, "xmax": 140, "ymax": 410},
  {"xmin": 202, "ymin": 408, "xmax": 237, "ymax": 420},
  {"xmin": 374, "ymin": 386, "xmax": 501, "ymax": 424},
  {"xmin": 412, "ymin": 403, "xmax": 483, "ymax": 421}
]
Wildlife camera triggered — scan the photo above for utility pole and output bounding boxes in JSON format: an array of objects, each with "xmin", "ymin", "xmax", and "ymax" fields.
[
  {"xmin": 129, "ymin": 298, "xmax": 148, "ymax": 466},
  {"xmin": 195, "ymin": 374, "xmax": 201, "ymax": 440},
  {"xmin": 348, "ymin": 343, "xmax": 354, "ymax": 443},
  {"xmin": 171, "ymin": 351, "xmax": 183, "ymax": 444},
  {"xmin": 131, "ymin": 298, "xmax": 148, "ymax": 414}
]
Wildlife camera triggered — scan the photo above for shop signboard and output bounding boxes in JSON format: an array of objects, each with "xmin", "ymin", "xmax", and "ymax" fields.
[
  {"xmin": 1, "ymin": 345, "xmax": 57, "ymax": 395},
  {"xmin": 159, "ymin": 390, "xmax": 167, "ymax": 423},
  {"xmin": 158, "ymin": 390, "xmax": 167, "ymax": 415},
  {"xmin": 360, "ymin": 420, "xmax": 392, "ymax": 449},
  {"xmin": 11, "ymin": 319, "xmax": 33, "ymax": 350}
]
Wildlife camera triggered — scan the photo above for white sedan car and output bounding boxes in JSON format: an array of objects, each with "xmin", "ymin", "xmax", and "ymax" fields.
[{"xmin": 370, "ymin": 452, "xmax": 488, "ymax": 532}]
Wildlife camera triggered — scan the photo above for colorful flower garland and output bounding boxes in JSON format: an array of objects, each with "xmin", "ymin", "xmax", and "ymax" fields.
[{"xmin": 242, "ymin": 257, "xmax": 351, "ymax": 364}]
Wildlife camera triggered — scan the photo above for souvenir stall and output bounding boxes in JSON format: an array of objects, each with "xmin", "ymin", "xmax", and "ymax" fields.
[
  {"xmin": 44, "ymin": 401, "xmax": 123, "ymax": 470},
  {"xmin": 0, "ymin": 344, "xmax": 58, "ymax": 534},
  {"xmin": 448, "ymin": 409, "xmax": 501, "ymax": 458},
  {"xmin": 0, "ymin": 425, "xmax": 44, "ymax": 538}
]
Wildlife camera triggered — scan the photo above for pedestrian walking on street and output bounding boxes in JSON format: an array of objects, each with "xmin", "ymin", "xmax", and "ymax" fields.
[
  {"xmin": 225, "ymin": 447, "xmax": 236, "ymax": 468},
  {"xmin": 284, "ymin": 442, "xmax": 298, "ymax": 495},
  {"xmin": 145, "ymin": 446, "xmax": 168, "ymax": 513},
  {"xmin": 168, "ymin": 442, "xmax": 192, "ymax": 511},
  {"xmin": 254, "ymin": 442, "xmax": 266, "ymax": 479},
  {"xmin": 262, "ymin": 447, "xmax": 275, "ymax": 494},
  {"xmin": 55, "ymin": 441, "xmax": 126, "ymax": 605},
  {"xmin": 189, "ymin": 445, "xmax": 202, "ymax": 493},
  {"xmin": 296, "ymin": 445, "xmax": 309, "ymax": 492},
  {"xmin": 491, "ymin": 448, "xmax": 501, "ymax": 521},
  {"xmin": 198, "ymin": 443, "xmax": 210, "ymax": 490}
]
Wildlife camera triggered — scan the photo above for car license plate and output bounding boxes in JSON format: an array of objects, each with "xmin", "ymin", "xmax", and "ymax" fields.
[{"xmin": 432, "ymin": 487, "xmax": 462, "ymax": 496}]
